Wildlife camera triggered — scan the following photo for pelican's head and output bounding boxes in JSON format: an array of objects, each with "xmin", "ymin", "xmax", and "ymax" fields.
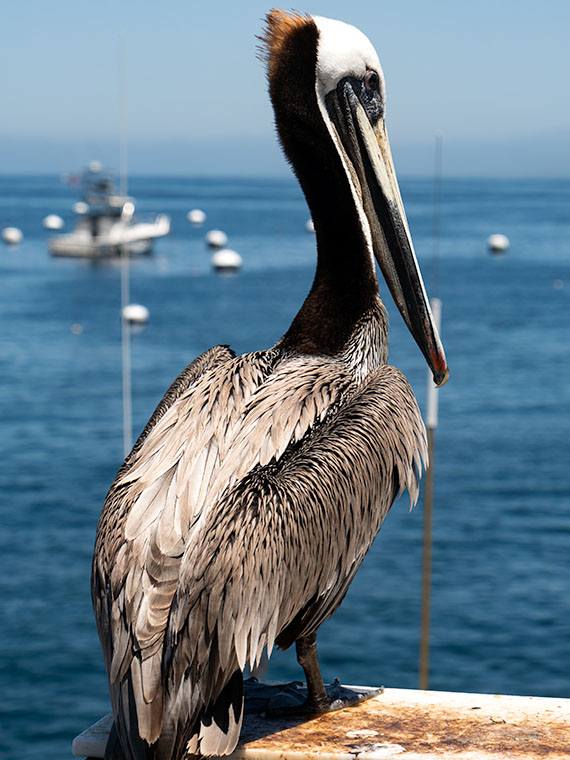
[{"xmin": 261, "ymin": 11, "xmax": 448, "ymax": 386}]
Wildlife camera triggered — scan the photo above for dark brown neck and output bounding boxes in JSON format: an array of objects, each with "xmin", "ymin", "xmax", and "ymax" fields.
[
  {"xmin": 269, "ymin": 23, "xmax": 380, "ymax": 356},
  {"xmin": 279, "ymin": 176, "xmax": 380, "ymax": 356}
]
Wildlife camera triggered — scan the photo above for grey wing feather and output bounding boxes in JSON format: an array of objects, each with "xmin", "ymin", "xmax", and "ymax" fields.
[{"xmin": 122, "ymin": 345, "xmax": 236, "ymax": 474}]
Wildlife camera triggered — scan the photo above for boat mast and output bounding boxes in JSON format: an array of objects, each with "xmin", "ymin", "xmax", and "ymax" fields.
[{"xmin": 119, "ymin": 37, "xmax": 132, "ymax": 458}]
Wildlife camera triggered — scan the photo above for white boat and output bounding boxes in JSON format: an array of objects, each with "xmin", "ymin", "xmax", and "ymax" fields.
[{"xmin": 49, "ymin": 164, "xmax": 170, "ymax": 258}]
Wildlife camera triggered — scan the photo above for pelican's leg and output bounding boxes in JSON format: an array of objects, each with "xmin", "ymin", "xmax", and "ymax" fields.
[
  {"xmin": 244, "ymin": 633, "xmax": 382, "ymax": 717},
  {"xmin": 295, "ymin": 632, "xmax": 384, "ymax": 715},
  {"xmin": 295, "ymin": 632, "xmax": 329, "ymax": 712}
]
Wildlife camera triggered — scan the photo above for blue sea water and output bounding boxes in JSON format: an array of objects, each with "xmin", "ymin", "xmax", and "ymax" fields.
[{"xmin": 0, "ymin": 174, "xmax": 569, "ymax": 760}]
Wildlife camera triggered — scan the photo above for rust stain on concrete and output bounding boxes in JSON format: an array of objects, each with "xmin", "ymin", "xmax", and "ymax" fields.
[{"xmin": 237, "ymin": 689, "xmax": 570, "ymax": 758}]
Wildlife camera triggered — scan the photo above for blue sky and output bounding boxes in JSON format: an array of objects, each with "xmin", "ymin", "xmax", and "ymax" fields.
[{"xmin": 1, "ymin": 0, "xmax": 569, "ymax": 176}]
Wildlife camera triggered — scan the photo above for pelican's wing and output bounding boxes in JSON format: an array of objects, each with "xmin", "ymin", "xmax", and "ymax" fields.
[
  {"xmin": 92, "ymin": 343, "xmax": 244, "ymax": 753},
  {"xmin": 92, "ymin": 349, "xmax": 352, "ymax": 758},
  {"xmin": 164, "ymin": 362, "xmax": 426, "ymax": 756}
]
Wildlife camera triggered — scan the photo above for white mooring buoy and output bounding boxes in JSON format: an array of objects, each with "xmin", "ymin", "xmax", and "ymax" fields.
[
  {"xmin": 2, "ymin": 227, "xmax": 23, "ymax": 245},
  {"xmin": 212, "ymin": 248, "xmax": 242, "ymax": 273},
  {"xmin": 205, "ymin": 229, "xmax": 228, "ymax": 250},
  {"xmin": 206, "ymin": 230, "xmax": 228, "ymax": 250},
  {"xmin": 187, "ymin": 209, "xmax": 206, "ymax": 226},
  {"xmin": 122, "ymin": 303, "xmax": 150, "ymax": 325},
  {"xmin": 72, "ymin": 201, "xmax": 89, "ymax": 215},
  {"xmin": 43, "ymin": 214, "xmax": 64, "ymax": 231},
  {"xmin": 487, "ymin": 233, "xmax": 510, "ymax": 253}
]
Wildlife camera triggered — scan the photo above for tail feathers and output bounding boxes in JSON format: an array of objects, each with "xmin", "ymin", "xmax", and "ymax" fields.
[
  {"xmin": 107, "ymin": 669, "xmax": 243, "ymax": 760},
  {"xmin": 108, "ymin": 674, "xmax": 159, "ymax": 760},
  {"xmin": 104, "ymin": 721, "xmax": 125, "ymax": 760},
  {"xmin": 186, "ymin": 670, "xmax": 244, "ymax": 758}
]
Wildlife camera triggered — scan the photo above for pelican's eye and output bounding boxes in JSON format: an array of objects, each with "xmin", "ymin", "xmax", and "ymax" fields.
[{"xmin": 363, "ymin": 70, "xmax": 380, "ymax": 92}]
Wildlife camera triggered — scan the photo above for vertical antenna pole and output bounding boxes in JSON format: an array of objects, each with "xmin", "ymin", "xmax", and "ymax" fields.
[
  {"xmin": 119, "ymin": 35, "xmax": 128, "ymax": 199},
  {"xmin": 119, "ymin": 38, "xmax": 132, "ymax": 458},
  {"xmin": 121, "ymin": 249, "xmax": 132, "ymax": 458},
  {"xmin": 419, "ymin": 132, "xmax": 443, "ymax": 690},
  {"xmin": 419, "ymin": 298, "xmax": 442, "ymax": 690}
]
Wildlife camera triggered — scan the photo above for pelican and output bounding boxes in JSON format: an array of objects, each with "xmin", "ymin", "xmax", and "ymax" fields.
[{"xmin": 92, "ymin": 10, "xmax": 448, "ymax": 760}]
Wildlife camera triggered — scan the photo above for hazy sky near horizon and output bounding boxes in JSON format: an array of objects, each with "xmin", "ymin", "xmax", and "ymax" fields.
[{"xmin": 2, "ymin": 0, "xmax": 569, "ymax": 176}]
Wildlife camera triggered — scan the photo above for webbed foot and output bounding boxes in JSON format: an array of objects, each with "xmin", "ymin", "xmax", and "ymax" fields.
[{"xmin": 243, "ymin": 677, "xmax": 383, "ymax": 717}]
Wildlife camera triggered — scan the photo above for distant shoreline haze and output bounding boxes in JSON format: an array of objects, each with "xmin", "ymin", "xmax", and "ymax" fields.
[{"xmin": 0, "ymin": 132, "xmax": 569, "ymax": 178}]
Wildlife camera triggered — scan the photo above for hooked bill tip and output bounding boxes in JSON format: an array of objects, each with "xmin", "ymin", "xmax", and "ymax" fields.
[{"xmin": 434, "ymin": 366, "xmax": 450, "ymax": 387}]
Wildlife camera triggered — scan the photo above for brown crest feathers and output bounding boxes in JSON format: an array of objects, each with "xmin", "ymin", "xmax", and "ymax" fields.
[{"xmin": 257, "ymin": 9, "xmax": 315, "ymax": 76}]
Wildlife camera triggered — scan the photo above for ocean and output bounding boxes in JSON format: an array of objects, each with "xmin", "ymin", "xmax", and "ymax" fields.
[{"xmin": 1, "ymin": 174, "xmax": 569, "ymax": 759}]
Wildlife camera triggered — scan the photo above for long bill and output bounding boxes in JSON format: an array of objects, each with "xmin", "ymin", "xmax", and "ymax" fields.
[{"xmin": 327, "ymin": 82, "xmax": 449, "ymax": 387}]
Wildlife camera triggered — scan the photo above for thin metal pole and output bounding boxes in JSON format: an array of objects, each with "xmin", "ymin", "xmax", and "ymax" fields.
[
  {"xmin": 419, "ymin": 296, "xmax": 442, "ymax": 689},
  {"xmin": 419, "ymin": 425, "xmax": 436, "ymax": 690},
  {"xmin": 419, "ymin": 131, "xmax": 444, "ymax": 690},
  {"xmin": 119, "ymin": 36, "xmax": 128, "ymax": 199},
  {"xmin": 119, "ymin": 37, "xmax": 132, "ymax": 458},
  {"xmin": 121, "ymin": 248, "xmax": 132, "ymax": 458}
]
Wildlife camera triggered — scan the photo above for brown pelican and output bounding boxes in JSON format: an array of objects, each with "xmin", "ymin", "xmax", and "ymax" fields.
[{"xmin": 92, "ymin": 9, "xmax": 448, "ymax": 760}]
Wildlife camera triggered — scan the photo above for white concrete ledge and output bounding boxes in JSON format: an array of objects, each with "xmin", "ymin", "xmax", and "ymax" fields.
[
  {"xmin": 73, "ymin": 687, "xmax": 570, "ymax": 759},
  {"xmin": 73, "ymin": 712, "xmax": 113, "ymax": 758}
]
